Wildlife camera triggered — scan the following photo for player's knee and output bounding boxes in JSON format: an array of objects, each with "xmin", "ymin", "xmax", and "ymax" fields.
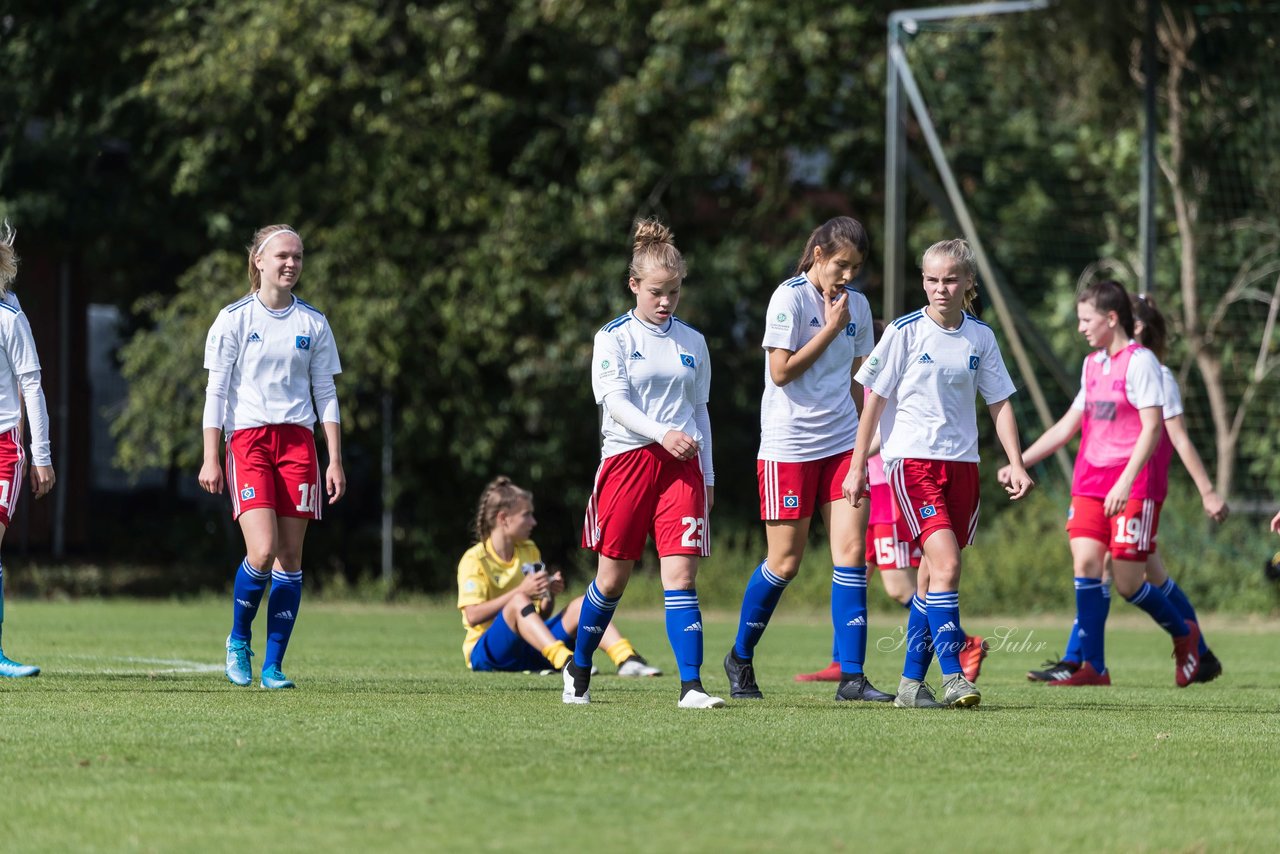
[
  {"xmin": 766, "ymin": 556, "xmax": 802, "ymax": 580},
  {"xmin": 246, "ymin": 548, "xmax": 277, "ymax": 572}
]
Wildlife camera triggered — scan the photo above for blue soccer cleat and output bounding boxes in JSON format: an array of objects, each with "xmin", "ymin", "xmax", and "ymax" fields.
[
  {"xmin": 225, "ymin": 635, "xmax": 254, "ymax": 686},
  {"xmin": 0, "ymin": 653, "xmax": 40, "ymax": 678},
  {"xmin": 260, "ymin": 664, "xmax": 295, "ymax": 690}
]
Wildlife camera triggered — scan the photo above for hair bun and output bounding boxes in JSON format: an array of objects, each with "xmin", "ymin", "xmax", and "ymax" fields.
[{"xmin": 633, "ymin": 217, "xmax": 674, "ymax": 250}]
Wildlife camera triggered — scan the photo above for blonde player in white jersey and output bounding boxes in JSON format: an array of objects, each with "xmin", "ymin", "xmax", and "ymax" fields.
[
  {"xmin": 0, "ymin": 223, "xmax": 55, "ymax": 678},
  {"xmin": 199, "ymin": 224, "xmax": 345, "ymax": 690},
  {"xmin": 848, "ymin": 238, "xmax": 1033, "ymax": 708},
  {"xmin": 566, "ymin": 218, "xmax": 723, "ymax": 709},
  {"xmin": 723, "ymin": 216, "xmax": 896, "ymax": 705}
]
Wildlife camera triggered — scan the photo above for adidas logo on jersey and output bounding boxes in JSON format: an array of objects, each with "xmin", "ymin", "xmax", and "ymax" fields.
[
  {"xmin": 274, "ymin": 610, "xmax": 296, "ymax": 621},
  {"xmin": 247, "ymin": 331, "xmax": 262, "ymax": 343},
  {"xmin": 809, "ymin": 317, "xmax": 821, "ymax": 328},
  {"xmin": 918, "ymin": 353, "xmax": 934, "ymax": 364},
  {"xmin": 936, "ymin": 621, "xmax": 958, "ymax": 633},
  {"xmin": 846, "ymin": 616, "xmax": 866, "ymax": 627},
  {"xmin": 629, "ymin": 350, "xmax": 645, "ymax": 360},
  {"xmin": 684, "ymin": 621, "xmax": 703, "ymax": 632}
]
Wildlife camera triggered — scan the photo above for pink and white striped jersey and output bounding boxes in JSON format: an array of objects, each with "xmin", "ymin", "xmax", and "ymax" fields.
[{"xmin": 1068, "ymin": 343, "xmax": 1164, "ymax": 500}]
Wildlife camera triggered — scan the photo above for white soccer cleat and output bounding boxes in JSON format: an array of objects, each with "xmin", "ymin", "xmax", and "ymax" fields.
[
  {"xmin": 562, "ymin": 661, "xmax": 591, "ymax": 705},
  {"xmin": 617, "ymin": 655, "xmax": 662, "ymax": 677},
  {"xmin": 677, "ymin": 688, "xmax": 726, "ymax": 709}
]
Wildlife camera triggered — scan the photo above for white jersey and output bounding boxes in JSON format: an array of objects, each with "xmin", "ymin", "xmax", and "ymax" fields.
[
  {"xmin": 204, "ymin": 294, "xmax": 342, "ymax": 432},
  {"xmin": 758, "ymin": 274, "xmax": 875, "ymax": 462},
  {"xmin": 592, "ymin": 310, "xmax": 710, "ymax": 459},
  {"xmin": 0, "ymin": 300, "xmax": 50, "ymax": 461},
  {"xmin": 856, "ymin": 309, "xmax": 1016, "ymax": 465}
]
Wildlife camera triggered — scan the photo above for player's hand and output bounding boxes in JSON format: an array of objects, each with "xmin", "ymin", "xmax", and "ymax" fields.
[
  {"xmin": 521, "ymin": 570, "xmax": 549, "ymax": 599},
  {"xmin": 1202, "ymin": 491, "xmax": 1228, "ymax": 523},
  {"xmin": 842, "ymin": 466, "xmax": 868, "ymax": 508},
  {"xmin": 326, "ymin": 461, "xmax": 347, "ymax": 504},
  {"xmin": 1004, "ymin": 467, "xmax": 1034, "ymax": 500},
  {"xmin": 1103, "ymin": 480, "xmax": 1132, "ymax": 517},
  {"xmin": 548, "ymin": 571, "xmax": 566, "ymax": 595},
  {"xmin": 198, "ymin": 459, "xmax": 224, "ymax": 495},
  {"xmin": 996, "ymin": 464, "xmax": 1013, "ymax": 486},
  {"xmin": 661, "ymin": 430, "xmax": 699, "ymax": 460},
  {"xmin": 30, "ymin": 464, "xmax": 55, "ymax": 499},
  {"xmin": 824, "ymin": 292, "xmax": 850, "ymax": 330}
]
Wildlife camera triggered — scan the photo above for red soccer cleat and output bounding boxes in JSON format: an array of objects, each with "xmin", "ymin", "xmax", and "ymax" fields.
[
  {"xmin": 1173, "ymin": 621, "xmax": 1202, "ymax": 687},
  {"xmin": 1046, "ymin": 661, "xmax": 1112, "ymax": 686},
  {"xmin": 959, "ymin": 634, "xmax": 990, "ymax": 683},
  {"xmin": 795, "ymin": 661, "xmax": 842, "ymax": 682}
]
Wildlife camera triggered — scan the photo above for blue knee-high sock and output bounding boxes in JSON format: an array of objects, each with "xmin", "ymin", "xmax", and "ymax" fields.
[
  {"xmin": 230, "ymin": 557, "xmax": 270, "ymax": 642},
  {"xmin": 733, "ymin": 560, "xmax": 789, "ymax": 660},
  {"xmin": 832, "ymin": 566, "xmax": 868, "ymax": 675},
  {"xmin": 830, "ymin": 634, "xmax": 839, "ymax": 661},
  {"xmin": 573, "ymin": 581, "xmax": 619, "ymax": 669},
  {"xmin": 263, "ymin": 570, "xmax": 302, "ymax": 669},
  {"xmin": 1160, "ymin": 578, "xmax": 1207, "ymax": 654},
  {"xmin": 902, "ymin": 595, "xmax": 933, "ymax": 681},
  {"xmin": 1075, "ymin": 578, "xmax": 1108, "ymax": 673},
  {"xmin": 925, "ymin": 591, "xmax": 963, "ymax": 676},
  {"xmin": 664, "ymin": 589, "xmax": 704, "ymax": 682},
  {"xmin": 1125, "ymin": 582, "xmax": 1189, "ymax": 637},
  {"xmin": 1064, "ymin": 581, "xmax": 1108, "ymax": 664}
]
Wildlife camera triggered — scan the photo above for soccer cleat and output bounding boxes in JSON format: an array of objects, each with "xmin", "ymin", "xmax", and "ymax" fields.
[
  {"xmin": 794, "ymin": 661, "xmax": 842, "ymax": 682},
  {"xmin": 678, "ymin": 686, "xmax": 726, "ymax": 709},
  {"xmin": 562, "ymin": 660, "xmax": 591, "ymax": 705},
  {"xmin": 259, "ymin": 664, "xmax": 295, "ymax": 689},
  {"xmin": 894, "ymin": 678, "xmax": 945, "ymax": 709},
  {"xmin": 225, "ymin": 635, "xmax": 254, "ymax": 687},
  {"xmin": 958, "ymin": 635, "xmax": 990, "ymax": 683},
  {"xmin": 1173, "ymin": 621, "xmax": 1202, "ymax": 687},
  {"xmin": 617, "ymin": 654, "xmax": 662, "ymax": 678},
  {"xmin": 834, "ymin": 673, "xmax": 894, "ymax": 703},
  {"xmin": 0, "ymin": 653, "xmax": 40, "ymax": 678},
  {"xmin": 941, "ymin": 673, "xmax": 981, "ymax": 708},
  {"xmin": 723, "ymin": 650, "xmax": 763, "ymax": 700},
  {"xmin": 1026, "ymin": 658, "xmax": 1080, "ymax": 682},
  {"xmin": 1193, "ymin": 648, "xmax": 1223, "ymax": 684},
  {"xmin": 1046, "ymin": 661, "xmax": 1111, "ymax": 686}
]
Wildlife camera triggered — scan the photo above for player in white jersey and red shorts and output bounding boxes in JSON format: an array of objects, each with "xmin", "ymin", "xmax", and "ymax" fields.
[
  {"xmin": 0, "ymin": 223, "xmax": 56, "ymax": 678},
  {"xmin": 565, "ymin": 218, "xmax": 722, "ymax": 709},
  {"xmin": 722, "ymin": 216, "xmax": 896, "ymax": 705},
  {"xmin": 199, "ymin": 224, "xmax": 346, "ymax": 690},
  {"xmin": 849, "ymin": 239, "xmax": 1034, "ymax": 709},
  {"xmin": 1012, "ymin": 287, "xmax": 1207, "ymax": 686}
]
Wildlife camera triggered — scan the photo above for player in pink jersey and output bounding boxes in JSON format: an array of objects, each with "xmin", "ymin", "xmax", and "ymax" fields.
[
  {"xmin": 565, "ymin": 219, "xmax": 722, "ymax": 709},
  {"xmin": 848, "ymin": 239, "xmax": 1033, "ymax": 709},
  {"xmin": 200, "ymin": 224, "xmax": 346, "ymax": 690},
  {"xmin": 0, "ymin": 223, "xmax": 56, "ymax": 678},
  {"xmin": 1020, "ymin": 292, "xmax": 1227, "ymax": 683},
  {"xmin": 1008, "ymin": 281, "xmax": 1201, "ymax": 687}
]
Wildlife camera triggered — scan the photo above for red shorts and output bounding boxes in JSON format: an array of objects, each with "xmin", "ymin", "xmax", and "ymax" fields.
[
  {"xmin": 758, "ymin": 451, "xmax": 852, "ymax": 520},
  {"xmin": 0, "ymin": 427, "xmax": 25, "ymax": 528},
  {"xmin": 1066, "ymin": 495, "xmax": 1162, "ymax": 562},
  {"xmin": 865, "ymin": 523, "xmax": 922, "ymax": 570},
  {"xmin": 887, "ymin": 458, "xmax": 980, "ymax": 549},
  {"xmin": 225, "ymin": 424, "xmax": 322, "ymax": 521},
  {"xmin": 582, "ymin": 446, "xmax": 708, "ymax": 561}
]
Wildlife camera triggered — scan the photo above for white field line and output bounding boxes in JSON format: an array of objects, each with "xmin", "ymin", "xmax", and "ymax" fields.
[{"xmin": 54, "ymin": 656, "xmax": 224, "ymax": 675}]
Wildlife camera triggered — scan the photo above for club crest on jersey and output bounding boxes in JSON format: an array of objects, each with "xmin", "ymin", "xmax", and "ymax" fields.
[
  {"xmin": 783, "ymin": 492, "xmax": 800, "ymax": 509},
  {"xmin": 968, "ymin": 355, "xmax": 980, "ymax": 370},
  {"xmin": 680, "ymin": 354, "xmax": 695, "ymax": 368},
  {"xmin": 846, "ymin": 322, "xmax": 857, "ymax": 337},
  {"xmin": 295, "ymin": 335, "xmax": 311, "ymax": 351},
  {"xmin": 809, "ymin": 317, "xmax": 821, "ymax": 328},
  {"xmin": 247, "ymin": 331, "xmax": 262, "ymax": 343},
  {"xmin": 919, "ymin": 504, "xmax": 938, "ymax": 519},
  {"xmin": 1112, "ymin": 380, "xmax": 1125, "ymax": 391},
  {"xmin": 240, "ymin": 484, "xmax": 256, "ymax": 501},
  {"xmin": 629, "ymin": 351, "xmax": 645, "ymax": 360}
]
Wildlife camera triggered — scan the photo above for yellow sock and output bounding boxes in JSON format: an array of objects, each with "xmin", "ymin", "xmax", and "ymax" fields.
[
  {"xmin": 604, "ymin": 638, "xmax": 636, "ymax": 667},
  {"xmin": 542, "ymin": 641, "xmax": 572, "ymax": 671}
]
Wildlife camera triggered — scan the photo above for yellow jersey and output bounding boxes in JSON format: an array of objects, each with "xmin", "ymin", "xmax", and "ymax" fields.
[{"xmin": 456, "ymin": 538, "xmax": 543, "ymax": 665}]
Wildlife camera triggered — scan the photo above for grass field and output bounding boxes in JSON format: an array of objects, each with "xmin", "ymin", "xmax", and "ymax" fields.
[{"xmin": 1, "ymin": 599, "xmax": 1278, "ymax": 852}]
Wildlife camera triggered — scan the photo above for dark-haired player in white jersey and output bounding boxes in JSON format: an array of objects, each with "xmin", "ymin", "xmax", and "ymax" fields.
[
  {"xmin": 849, "ymin": 239, "xmax": 1034, "ymax": 708},
  {"xmin": 724, "ymin": 216, "xmax": 895, "ymax": 705},
  {"xmin": 199, "ymin": 224, "xmax": 345, "ymax": 690},
  {"xmin": 566, "ymin": 218, "xmax": 723, "ymax": 709},
  {"xmin": 0, "ymin": 223, "xmax": 55, "ymax": 678}
]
